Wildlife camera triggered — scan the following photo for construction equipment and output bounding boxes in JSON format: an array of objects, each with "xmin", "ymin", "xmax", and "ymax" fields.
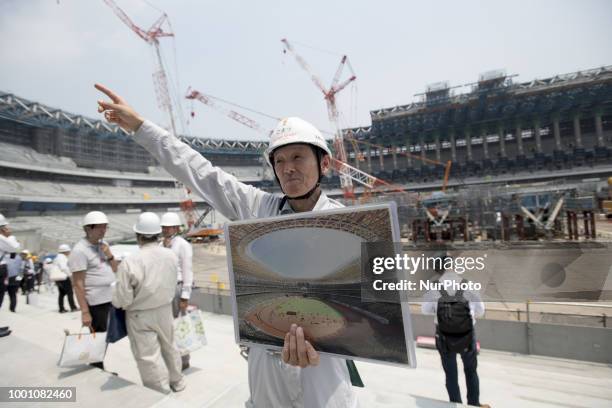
[
  {"xmin": 185, "ymin": 88, "xmax": 401, "ymax": 194},
  {"xmin": 102, "ymin": 0, "xmax": 178, "ymax": 136},
  {"xmin": 281, "ymin": 38, "xmax": 357, "ymax": 197}
]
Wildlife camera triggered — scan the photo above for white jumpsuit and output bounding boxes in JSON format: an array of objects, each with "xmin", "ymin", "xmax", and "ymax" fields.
[
  {"xmin": 111, "ymin": 242, "xmax": 185, "ymax": 394},
  {"xmin": 133, "ymin": 120, "xmax": 358, "ymax": 407}
]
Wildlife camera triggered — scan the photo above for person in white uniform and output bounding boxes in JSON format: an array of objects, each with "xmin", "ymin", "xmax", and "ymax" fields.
[
  {"xmin": 0, "ymin": 213, "xmax": 21, "ymax": 316},
  {"xmin": 112, "ymin": 212, "xmax": 186, "ymax": 394},
  {"xmin": 96, "ymin": 83, "xmax": 358, "ymax": 408},
  {"xmin": 160, "ymin": 212, "xmax": 193, "ymax": 370}
]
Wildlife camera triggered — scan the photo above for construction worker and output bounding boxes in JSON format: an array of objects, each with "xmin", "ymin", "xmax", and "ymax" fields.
[
  {"xmin": 19, "ymin": 250, "xmax": 35, "ymax": 295},
  {"xmin": 160, "ymin": 211, "xmax": 193, "ymax": 370},
  {"xmin": 96, "ymin": 83, "xmax": 357, "ymax": 408},
  {"xmin": 54, "ymin": 244, "xmax": 79, "ymax": 313},
  {"xmin": 69, "ymin": 210, "xmax": 118, "ymax": 370},
  {"xmin": 0, "ymin": 213, "xmax": 21, "ymax": 314},
  {"xmin": 112, "ymin": 212, "xmax": 185, "ymax": 394}
]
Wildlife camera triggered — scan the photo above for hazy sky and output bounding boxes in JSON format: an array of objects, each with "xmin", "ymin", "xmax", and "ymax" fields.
[{"xmin": 1, "ymin": 0, "xmax": 611, "ymax": 141}]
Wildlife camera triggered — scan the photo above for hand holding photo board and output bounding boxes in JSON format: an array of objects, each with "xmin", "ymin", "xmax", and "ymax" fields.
[{"xmin": 225, "ymin": 202, "xmax": 416, "ymax": 367}]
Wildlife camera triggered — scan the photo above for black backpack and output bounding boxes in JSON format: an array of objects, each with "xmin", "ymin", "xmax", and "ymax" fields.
[{"xmin": 436, "ymin": 279, "xmax": 474, "ymax": 353}]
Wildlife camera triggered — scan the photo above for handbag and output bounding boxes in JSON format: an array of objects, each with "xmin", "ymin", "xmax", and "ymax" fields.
[
  {"xmin": 58, "ymin": 327, "xmax": 107, "ymax": 367},
  {"xmin": 48, "ymin": 265, "xmax": 68, "ymax": 282},
  {"xmin": 173, "ymin": 314, "xmax": 203, "ymax": 356},
  {"xmin": 106, "ymin": 306, "xmax": 127, "ymax": 344},
  {"xmin": 188, "ymin": 309, "xmax": 207, "ymax": 346}
]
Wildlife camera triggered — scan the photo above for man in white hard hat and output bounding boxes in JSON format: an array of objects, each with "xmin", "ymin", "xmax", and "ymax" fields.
[
  {"xmin": 112, "ymin": 212, "xmax": 185, "ymax": 394},
  {"xmin": 96, "ymin": 84, "xmax": 357, "ymax": 408},
  {"xmin": 0, "ymin": 213, "xmax": 21, "ymax": 320},
  {"xmin": 160, "ymin": 212, "xmax": 193, "ymax": 370},
  {"xmin": 69, "ymin": 210, "xmax": 118, "ymax": 370},
  {"xmin": 54, "ymin": 244, "xmax": 78, "ymax": 313}
]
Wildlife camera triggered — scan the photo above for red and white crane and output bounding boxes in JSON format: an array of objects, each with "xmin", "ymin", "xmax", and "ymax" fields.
[
  {"xmin": 281, "ymin": 38, "xmax": 368, "ymax": 197},
  {"xmin": 185, "ymin": 88, "xmax": 401, "ymax": 194},
  {"xmin": 103, "ymin": 1, "xmax": 202, "ymax": 228},
  {"xmin": 102, "ymin": 0, "xmax": 178, "ymax": 137}
]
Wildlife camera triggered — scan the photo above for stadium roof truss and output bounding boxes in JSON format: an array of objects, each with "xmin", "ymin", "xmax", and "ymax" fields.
[{"xmin": 0, "ymin": 92, "xmax": 268, "ymax": 155}]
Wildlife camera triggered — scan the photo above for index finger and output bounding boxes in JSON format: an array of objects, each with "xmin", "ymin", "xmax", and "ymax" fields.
[{"xmin": 94, "ymin": 83, "xmax": 125, "ymax": 104}]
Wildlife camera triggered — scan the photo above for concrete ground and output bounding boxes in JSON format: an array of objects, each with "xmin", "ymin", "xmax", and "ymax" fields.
[{"xmin": 1, "ymin": 289, "xmax": 611, "ymax": 407}]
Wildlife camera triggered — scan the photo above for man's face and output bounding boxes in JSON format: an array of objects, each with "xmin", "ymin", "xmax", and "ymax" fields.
[
  {"xmin": 162, "ymin": 226, "xmax": 179, "ymax": 238},
  {"xmin": 0, "ymin": 226, "xmax": 10, "ymax": 237},
  {"xmin": 273, "ymin": 144, "xmax": 329, "ymax": 198},
  {"xmin": 86, "ymin": 223, "xmax": 108, "ymax": 243}
]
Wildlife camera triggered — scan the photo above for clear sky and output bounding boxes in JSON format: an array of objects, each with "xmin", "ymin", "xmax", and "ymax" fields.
[{"xmin": 1, "ymin": 0, "xmax": 611, "ymax": 141}]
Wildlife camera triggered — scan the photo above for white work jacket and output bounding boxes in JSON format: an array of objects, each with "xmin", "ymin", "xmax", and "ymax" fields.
[
  {"xmin": 134, "ymin": 120, "xmax": 357, "ymax": 408},
  {"xmin": 164, "ymin": 235, "xmax": 193, "ymax": 300},
  {"xmin": 112, "ymin": 242, "xmax": 178, "ymax": 312}
]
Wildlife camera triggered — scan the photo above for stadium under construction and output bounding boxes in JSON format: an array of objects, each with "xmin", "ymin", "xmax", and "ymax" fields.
[{"xmin": 1, "ymin": 66, "xmax": 612, "ymax": 250}]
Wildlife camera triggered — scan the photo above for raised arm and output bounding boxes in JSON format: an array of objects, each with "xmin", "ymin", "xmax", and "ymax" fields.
[{"xmin": 95, "ymin": 83, "xmax": 270, "ymax": 221}]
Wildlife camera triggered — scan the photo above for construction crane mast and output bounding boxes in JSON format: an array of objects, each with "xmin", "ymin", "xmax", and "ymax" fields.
[
  {"xmin": 103, "ymin": 0, "xmax": 201, "ymax": 229},
  {"xmin": 102, "ymin": 0, "xmax": 178, "ymax": 137},
  {"xmin": 281, "ymin": 38, "xmax": 357, "ymax": 197}
]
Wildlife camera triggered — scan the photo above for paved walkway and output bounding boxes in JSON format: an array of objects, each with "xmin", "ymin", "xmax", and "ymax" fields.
[{"xmin": 1, "ymin": 290, "xmax": 611, "ymax": 407}]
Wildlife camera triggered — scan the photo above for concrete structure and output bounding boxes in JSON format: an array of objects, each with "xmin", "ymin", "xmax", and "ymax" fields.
[{"xmin": 1, "ymin": 290, "xmax": 611, "ymax": 407}]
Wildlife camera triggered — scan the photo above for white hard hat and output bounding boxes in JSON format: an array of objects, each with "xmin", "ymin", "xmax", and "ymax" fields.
[
  {"xmin": 0, "ymin": 213, "xmax": 8, "ymax": 227},
  {"xmin": 21, "ymin": 249, "xmax": 30, "ymax": 255},
  {"xmin": 44, "ymin": 258, "xmax": 52, "ymax": 264},
  {"xmin": 264, "ymin": 117, "xmax": 332, "ymax": 167},
  {"xmin": 133, "ymin": 212, "xmax": 162, "ymax": 235},
  {"xmin": 160, "ymin": 212, "xmax": 182, "ymax": 227},
  {"xmin": 82, "ymin": 211, "xmax": 109, "ymax": 226},
  {"xmin": 58, "ymin": 244, "xmax": 71, "ymax": 253}
]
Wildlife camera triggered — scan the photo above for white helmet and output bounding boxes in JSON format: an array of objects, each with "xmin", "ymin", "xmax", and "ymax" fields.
[
  {"xmin": 82, "ymin": 211, "xmax": 109, "ymax": 226},
  {"xmin": 0, "ymin": 213, "xmax": 8, "ymax": 227},
  {"xmin": 133, "ymin": 212, "xmax": 162, "ymax": 235},
  {"xmin": 21, "ymin": 249, "xmax": 30, "ymax": 255},
  {"xmin": 264, "ymin": 117, "xmax": 332, "ymax": 167},
  {"xmin": 58, "ymin": 244, "xmax": 71, "ymax": 253},
  {"xmin": 160, "ymin": 212, "xmax": 182, "ymax": 227},
  {"xmin": 44, "ymin": 258, "xmax": 52, "ymax": 264}
]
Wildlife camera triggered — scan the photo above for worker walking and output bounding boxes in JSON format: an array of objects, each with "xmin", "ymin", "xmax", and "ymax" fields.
[
  {"xmin": 112, "ymin": 212, "xmax": 186, "ymax": 394},
  {"xmin": 69, "ymin": 211, "xmax": 118, "ymax": 370},
  {"xmin": 54, "ymin": 244, "xmax": 79, "ymax": 313},
  {"xmin": 160, "ymin": 212, "xmax": 194, "ymax": 371}
]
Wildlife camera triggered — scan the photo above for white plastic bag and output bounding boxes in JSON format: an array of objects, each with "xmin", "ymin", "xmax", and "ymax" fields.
[
  {"xmin": 58, "ymin": 328, "xmax": 107, "ymax": 367},
  {"xmin": 188, "ymin": 309, "xmax": 207, "ymax": 346},
  {"xmin": 173, "ymin": 314, "xmax": 202, "ymax": 355}
]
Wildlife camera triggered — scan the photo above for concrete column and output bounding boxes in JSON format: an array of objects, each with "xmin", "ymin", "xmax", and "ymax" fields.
[
  {"xmin": 534, "ymin": 120, "xmax": 542, "ymax": 153},
  {"xmin": 498, "ymin": 125, "xmax": 507, "ymax": 158},
  {"xmin": 595, "ymin": 112, "xmax": 605, "ymax": 147},
  {"xmin": 450, "ymin": 130, "xmax": 457, "ymax": 161},
  {"xmin": 379, "ymin": 146, "xmax": 385, "ymax": 171},
  {"xmin": 435, "ymin": 133, "xmax": 441, "ymax": 162},
  {"xmin": 405, "ymin": 139, "xmax": 413, "ymax": 167},
  {"xmin": 392, "ymin": 144, "xmax": 398, "ymax": 170},
  {"xmin": 515, "ymin": 124, "xmax": 524, "ymax": 156},
  {"xmin": 573, "ymin": 114, "xmax": 583, "ymax": 148},
  {"xmin": 465, "ymin": 129, "xmax": 472, "ymax": 161},
  {"xmin": 481, "ymin": 128, "xmax": 489, "ymax": 160},
  {"xmin": 553, "ymin": 117, "xmax": 562, "ymax": 150},
  {"xmin": 367, "ymin": 146, "xmax": 372, "ymax": 172}
]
